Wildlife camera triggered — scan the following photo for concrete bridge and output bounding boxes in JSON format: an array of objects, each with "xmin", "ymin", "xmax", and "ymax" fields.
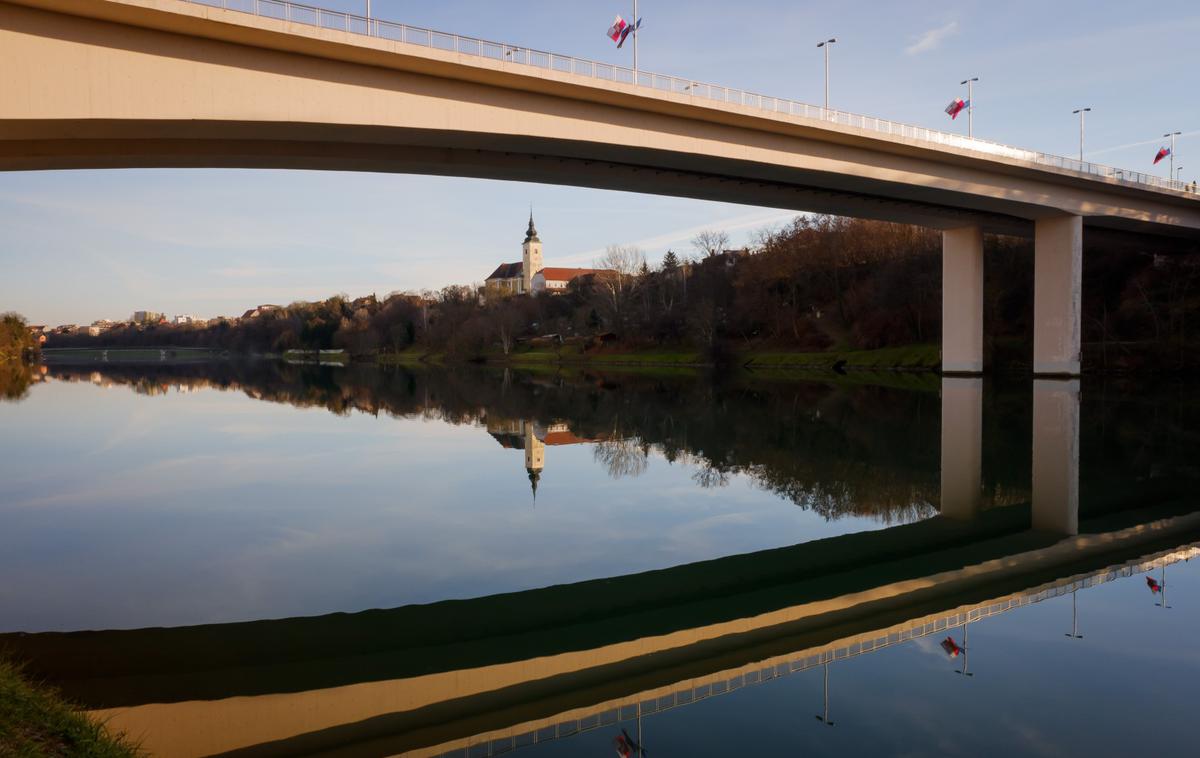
[{"xmin": 4, "ymin": 0, "xmax": 1200, "ymax": 375}]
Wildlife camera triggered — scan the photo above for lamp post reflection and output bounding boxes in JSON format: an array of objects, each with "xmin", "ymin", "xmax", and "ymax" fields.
[
  {"xmin": 954, "ymin": 622, "xmax": 974, "ymax": 677},
  {"xmin": 1156, "ymin": 565, "xmax": 1172, "ymax": 609},
  {"xmin": 1065, "ymin": 589, "xmax": 1083, "ymax": 639},
  {"xmin": 814, "ymin": 661, "xmax": 835, "ymax": 726}
]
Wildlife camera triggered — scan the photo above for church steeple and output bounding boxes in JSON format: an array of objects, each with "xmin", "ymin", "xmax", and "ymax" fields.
[
  {"xmin": 522, "ymin": 209, "xmax": 543, "ymax": 293},
  {"xmin": 527, "ymin": 467, "xmax": 540, "ymax": 501},
  {"xmin": 524, "ymin": 210, "xmax": 540, "ymax": 243}
]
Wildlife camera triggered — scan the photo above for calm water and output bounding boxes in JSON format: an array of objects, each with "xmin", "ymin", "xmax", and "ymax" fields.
[{"xmin": 1, "ymin": 361, "xmax": 1198, "ymax": 757}]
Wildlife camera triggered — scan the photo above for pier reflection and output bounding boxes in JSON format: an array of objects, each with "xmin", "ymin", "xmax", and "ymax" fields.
[{"xmin": 4, "ymin": 362, "xmax": 1199, "ymax": 756}]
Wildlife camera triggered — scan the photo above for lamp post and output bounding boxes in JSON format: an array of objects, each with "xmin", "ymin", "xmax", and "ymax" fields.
[
  {"xmin": 1072, "ymin": 107, "xmax": 1091, "ymax": 162},
  {"xmin": 961, "ymin": 77, "xmax": 978, "ymax": 138},
  {"xmin": 817, "ymin": 38, "xmax": 836, "ymax": 113},
  {"xmin": 1164, "ymin": 131, "xmax": 1181, "ymax": 180}
]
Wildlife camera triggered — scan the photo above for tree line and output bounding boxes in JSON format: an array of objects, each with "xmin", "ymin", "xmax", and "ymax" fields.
[{"xmin": 44, "ymin": 214, "xmax": 1200, "ymax": 371}]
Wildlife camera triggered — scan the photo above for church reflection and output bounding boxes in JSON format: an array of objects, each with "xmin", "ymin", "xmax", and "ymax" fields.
[
  {"xmin": 486, "ymin": 417, "xmax": 604, "ymax": 499},
  {"xmin": 3, "ymin": 364, "xmax": 1198, "ymax": 757}
]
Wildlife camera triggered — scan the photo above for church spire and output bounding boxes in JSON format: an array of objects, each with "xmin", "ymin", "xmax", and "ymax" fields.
[
  {"xmin": 527, "ymin": 467, "xmax": 540, "ymax": 502},
  {"xmin": 524, "ymin": 208, "xmax": 540, "ymax": 243}
]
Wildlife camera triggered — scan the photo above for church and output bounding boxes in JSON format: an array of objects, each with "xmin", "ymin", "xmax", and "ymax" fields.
[{"xmin": 483, "ymin": 213, "xmax": 612, "ymax": 300}]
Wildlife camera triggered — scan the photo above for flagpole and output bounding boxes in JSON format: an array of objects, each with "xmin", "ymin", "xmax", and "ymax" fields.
[
  {"xmin": 1164, "ymin": 131, "xmax": 1180, "ymax": 181},
  {"xmin": 961, "ymin": 77, "xmax": 978, "ymax": 139}
]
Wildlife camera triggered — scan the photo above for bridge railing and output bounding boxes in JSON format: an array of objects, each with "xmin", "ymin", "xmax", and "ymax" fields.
[{"xmin": 188, "ymin": 0, "xmax": 1195, "ymax": 195}]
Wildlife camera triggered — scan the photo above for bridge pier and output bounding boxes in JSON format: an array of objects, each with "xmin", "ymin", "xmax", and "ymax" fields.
[
  {"xmin": 1031, "ymin": 378, "xmax": 1080, "ymax": 535},
  {"xmin": 1033, "ymin": 216, "xmax": 1083, "ymax": 376},
  {"xmin": 941, "ymin": 226, "xmax": 985, "ymax": 374},
  {"xmin": 940, "ymin": 377, "xmax": 984, "ymax": 520}
]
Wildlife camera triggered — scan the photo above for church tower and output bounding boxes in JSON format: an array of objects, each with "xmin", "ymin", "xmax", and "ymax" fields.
[
  {"xmin": 524, "ymin": 422, "xmax": 545, "ymax": 500},
  {"xmin": 522, "ymin": 211, "xmax": 543, "ymax": 294}
]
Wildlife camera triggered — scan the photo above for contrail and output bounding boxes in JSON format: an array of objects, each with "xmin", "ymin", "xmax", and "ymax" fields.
[
  {"xmin": 556, "ymin": 208, "xmax": 798, "ymax": 265},
  {"xmin": 1086, "ymin": 129, "xmax": 1199, "ymax": 158}
]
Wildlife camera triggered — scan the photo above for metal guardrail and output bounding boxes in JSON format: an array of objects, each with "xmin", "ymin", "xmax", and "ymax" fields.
[{"xmin": 182, "ymin": 0, "xmax": 1196, "ymax": 196}]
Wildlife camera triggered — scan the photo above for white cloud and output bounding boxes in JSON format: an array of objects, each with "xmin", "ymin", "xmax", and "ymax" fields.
[{"xmin": 905, "ymin": 21, "xmax": 959, "ymax": 55}]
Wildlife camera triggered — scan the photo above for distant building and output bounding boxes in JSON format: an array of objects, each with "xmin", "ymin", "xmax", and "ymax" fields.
[
  {"xmin": 132, "ymin": 311, "xmax": 164, "ymax": 324},
  {"xmin": 240, "ymin": 304, "xmax": 281, "ymax": 320},
  {"xmin": 173, "ymin": 315, "xmax": 199, "ymax": 325},
  {"xmin": 531, "ymin": 267, "xmax": 612, "ymax": 294},
  {"xmin": 484, "ymin": 213, "xmax": 544, "ymax": 299},
  {"xmin": 483, "ymin": 213, "xmax": 617, "ymax": 301}
]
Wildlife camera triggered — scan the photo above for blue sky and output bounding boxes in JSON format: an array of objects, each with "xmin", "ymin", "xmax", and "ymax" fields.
[{"xmin": 1, "ymin": 0, "xmax": 1197, "ymax": 325}]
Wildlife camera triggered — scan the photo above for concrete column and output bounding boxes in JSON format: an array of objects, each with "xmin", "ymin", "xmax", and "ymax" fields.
[
  {"xmin": 1031, "ymin": 379, "xmax": 1080, "ymax": 535},
  {"xmin": 940, "ymin": 377, "xmax": 983, "ymax": 520},
  {"xmin": 941, "ymin": 226, "xmax": 984, "ymax": 374},
  {"xmin": 1033, "ymin": 216, "xmax": 1083, "ymax": 376}
]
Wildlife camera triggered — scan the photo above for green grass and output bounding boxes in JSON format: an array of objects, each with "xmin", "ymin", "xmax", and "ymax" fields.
[
  {"xmin": 377, "ymin": 348, "xmax": 444, "ymax": 366},
  {"xmin": 740, "ymin": 343, "xmax": 941, "ymax": 371},
  {"xmin": 0, "ymin": 658, "xmax": 139, "ymax": 757}
]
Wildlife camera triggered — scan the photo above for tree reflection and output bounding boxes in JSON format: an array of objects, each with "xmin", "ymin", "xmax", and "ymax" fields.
[
  {"xmin": 593, "ymin": 437, "xmax": 649, "ymax": 479},
  {"xmin": 45, "ymin": 362, "xmax": 1173, "ymax": 526}
]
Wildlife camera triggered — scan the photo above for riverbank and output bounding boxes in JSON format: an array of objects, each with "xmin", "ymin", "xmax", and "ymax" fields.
[
  {"xmin": 0, "ymin": 658, "xmax": 138, "ymax": 757},
  {"xmin": 378, "ymin": 343, "xmax": 942, "ymax": 371},
  {"xmin": 40, "ymin": 347, "xmax": 227, "ymax": 364}
]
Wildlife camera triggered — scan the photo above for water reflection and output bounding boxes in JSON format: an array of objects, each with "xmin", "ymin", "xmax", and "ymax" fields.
[
  {"xmin": 3, "ymin": 362, "xmax": 1200, "ymax": 756},
  {"xmin": 30, "ymin": 361, "xmax": 950, "ymax": 523}
]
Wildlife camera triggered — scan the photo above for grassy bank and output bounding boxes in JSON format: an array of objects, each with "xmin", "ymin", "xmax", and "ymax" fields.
[
  {"xmin": 376, "ymin": 343, "xmax": 939, "ymax": 371},
  {"xmin": 739, "ymin": 344, "xmax": 941, "ymax": 371},
  {"xmin": 0, "ymin": 658, "xmax": 138, "ymax": 757}
]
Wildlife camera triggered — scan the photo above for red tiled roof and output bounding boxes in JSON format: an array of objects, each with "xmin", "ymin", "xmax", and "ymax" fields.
[
  {"xmin": 536, "ymin": 267, "xmax": 615, "ymax": 282},
  {"xmin": 543, "ymin": 430, "xmax": 593, "ymax": 446},
  {"xmin": 486, "ymin": 262, "xmax": 523, "ymax": 280}
]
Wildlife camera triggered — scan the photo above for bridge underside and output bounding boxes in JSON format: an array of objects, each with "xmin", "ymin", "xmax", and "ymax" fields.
[
  {"xmin": 6, "ymin": 121, "xmax": 1200, "ymax": 244},
  {"xmin": 4, "ymin": 0, "xmax": 1200, "ymax": 377}
]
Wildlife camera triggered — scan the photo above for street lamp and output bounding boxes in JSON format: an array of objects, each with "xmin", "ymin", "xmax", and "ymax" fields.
[
  {"xmin": 1072, "ymin": 107, "xmax": 1091, "ymax": 162},
  {"xmin": 1164, "ymin": 131, "xmax": 1181, "ymax": 180},
  {"xmin": 817, "ymin": 38, "xmax": 836, "ymax": 112},
  {"xmin": 961, "ymin": 77, "xmax": 979, "ymax": 138}
]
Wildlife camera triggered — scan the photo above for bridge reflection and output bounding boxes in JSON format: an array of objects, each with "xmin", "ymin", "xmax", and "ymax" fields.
[{"xmin": 5, "ymin": 368, "xmax": 1198, "ymax": 756}]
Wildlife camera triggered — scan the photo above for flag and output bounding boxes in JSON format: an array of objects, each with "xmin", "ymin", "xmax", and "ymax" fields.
[
  {"xmin": 945, "ymin": 98, "xmax": 969, "ymax": 120},
  {"xmin": 1153, "ymin": 146, "xmax": 1171, "ymax": 165},
  {"xmin": 606, "ymin": 15, "xmax": 628, "ymax": 42},
  {"xmin": 617, "ymin": 17, "xmax": 642, "ymax": 48}
]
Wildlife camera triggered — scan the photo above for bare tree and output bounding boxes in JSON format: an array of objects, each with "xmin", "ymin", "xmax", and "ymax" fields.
[
  {"xmin": 594, "ymin": 244, "xmax": 646, "ymax": 327},
  {"xmin": 691, "ymin": 229, "xmax": 730, "ymax": 259}
]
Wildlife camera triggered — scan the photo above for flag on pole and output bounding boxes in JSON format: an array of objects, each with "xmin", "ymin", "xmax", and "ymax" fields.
[
  {"xmin": 606, "ymin": 15, "xmax": 628, "ymax": 42},
  {"xmin": 618, "ymin": 17, "xmax": 642, "ymax": 48},
  {"xmin": 1153, "ymin": 146, "xmax": 1171, "ymax": 165},
  {"xmin": 944, "ymin": 98, "xmax": 969, "ymax": 120},
  {"xmin": 606, "ymin": 15, "xmax": 642, "ymax": 48}
]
